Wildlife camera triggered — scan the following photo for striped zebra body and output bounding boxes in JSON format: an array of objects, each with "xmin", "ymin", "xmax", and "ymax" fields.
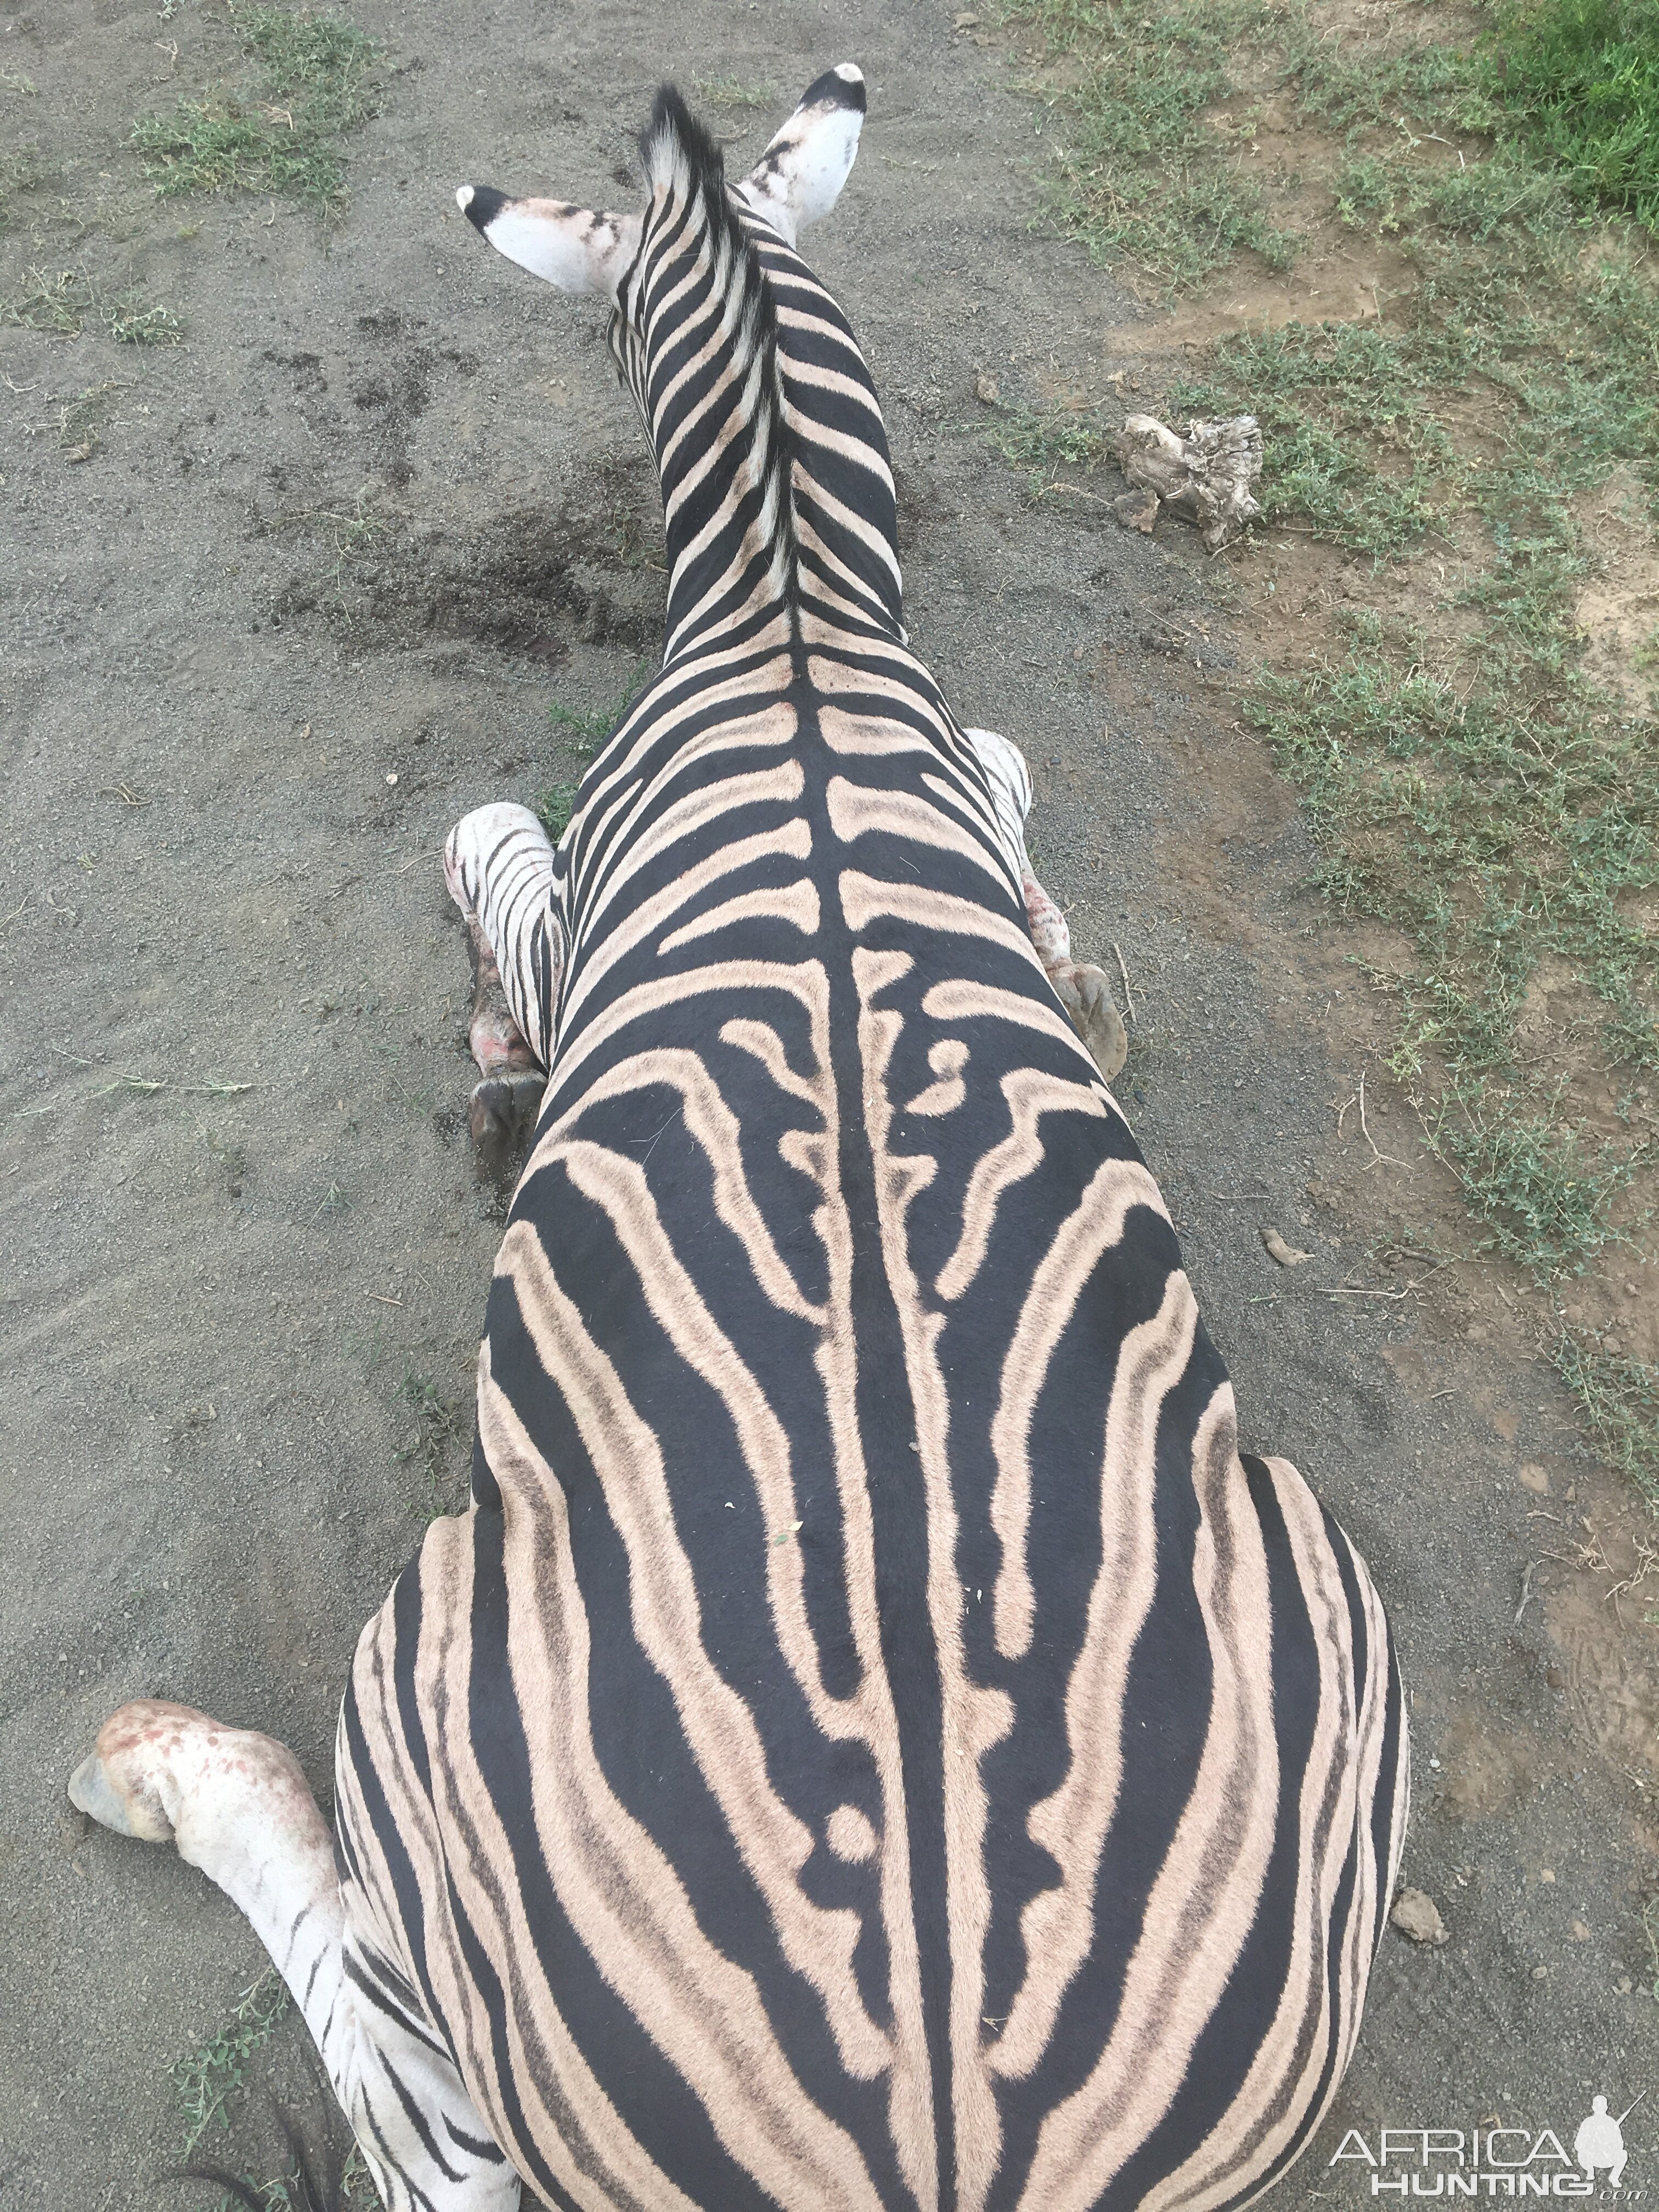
[{"xmin": 69, "ymin": 67, "xmax": 1407, "ymax": 2212}]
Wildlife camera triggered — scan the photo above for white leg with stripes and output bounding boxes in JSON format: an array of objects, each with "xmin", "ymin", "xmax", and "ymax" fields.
[
  {"xmin": 444, "ymin": 802, "xmax": 568, "ymax": 1164},
  {"xmin": 69, "ymin": 1701, "xmax": 519, "ymax": 2211},
  {"xmin": 962, "ymin": 726, "xmax": 1128, "ymax": 1081}
]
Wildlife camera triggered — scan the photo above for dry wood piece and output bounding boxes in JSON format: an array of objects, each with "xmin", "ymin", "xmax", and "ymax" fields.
[
  {"xmin": 1113, "ymin": 411, "xmax": 1264, "ymax": 551},
  {"xmin": 1112, "ymin": 484, "xmax": 1160, "ymax": 534},
  {"xmin": 1262, "ymin": 1227, "xmax": 1312, "ymax": 1267}
]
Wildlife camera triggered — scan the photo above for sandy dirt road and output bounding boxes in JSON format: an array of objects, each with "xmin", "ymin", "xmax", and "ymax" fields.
[{"xmin": 2, "ymin": 0, "xmax": 1655, "ymax": 2202}]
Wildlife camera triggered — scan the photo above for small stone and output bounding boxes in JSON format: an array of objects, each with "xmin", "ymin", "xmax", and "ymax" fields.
[
  {"xmin": 954, "ymin": 9, "xmax": 980, "ymax": 24},
  {"xmin": 1391, "ymin": 1888, "xmax": 1448, "ymax": 1946},
  {"xmin": 1518, "ymin": 1463, "xmax": 1550, "ymax": 1494},
  {"xmin": 975, "ymin": 370, "xmax": 1000, "ymax": 404},
  {"xmin": 1572, "ymin": 1920, "xmax": 1592, "ymax": 1941},
  {"xmin": 1532, "ymin": 1965, "xmax": 1548, "ymax": 1980},
  {"xmin": 1263, "ymin": 1227, "xmax": 1311, "ymax": 1268},
  {"xmin": 385, "ymin": 771, "xmax": 398, "ymax": 786},
  {"xmin": 1539, "ymin": 1869, "xmax": 1555, "ymax": 1883},
  {"xmin": 1618, "ymin": 1977, "xmax": 1634, "ymax": 1994},
  {"xmin": 1564, "ymin": 1484, "xmax": 1576, "ymax": 1503},
  {"xmin": 64, "ymin": 439, "xmax": 96, "ymax": 464}
]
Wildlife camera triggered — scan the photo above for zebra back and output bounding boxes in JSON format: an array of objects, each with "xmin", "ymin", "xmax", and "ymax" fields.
[{"xmin": 338, "ymin": 78, "xmax": 1409, "ymax": 2212}]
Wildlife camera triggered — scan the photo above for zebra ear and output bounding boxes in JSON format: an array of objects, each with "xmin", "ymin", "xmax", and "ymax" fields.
[
  {"xmin": 455, "ymin": 187, "xmax": 641, "ymax": 300},
  {"xmin": 737, "ymin": 63, "xmax": 866, "ymax": 246}
]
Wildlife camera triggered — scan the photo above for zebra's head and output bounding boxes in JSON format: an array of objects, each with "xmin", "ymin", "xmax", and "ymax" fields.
[
  {"xmin": 459, "ymin": 65, "xmax": 896, "ymax": 649},
  {"xmin": 455, "ymin": 64, "xmax": 866, "ymax": 314}
]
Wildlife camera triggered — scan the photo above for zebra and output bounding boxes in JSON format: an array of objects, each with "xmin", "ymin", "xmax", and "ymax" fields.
[{"xmin": 69, "ymin": 66, "xmax": 1409, "ymax": 2212}]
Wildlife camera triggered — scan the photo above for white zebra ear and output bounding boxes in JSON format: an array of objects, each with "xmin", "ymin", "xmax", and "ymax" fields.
[
  {"xmin": 736, "ymin": 63, "xmax": 866, "ymax": 246},
  {"xmin": 455, "ymin": 187, "xmax": 641, "ymax": 300}
]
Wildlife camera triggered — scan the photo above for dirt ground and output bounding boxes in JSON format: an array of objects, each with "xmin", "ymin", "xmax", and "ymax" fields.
[{"xmin": 3, "ymin": 0, "xmax": 1657, "ymax": 2203}]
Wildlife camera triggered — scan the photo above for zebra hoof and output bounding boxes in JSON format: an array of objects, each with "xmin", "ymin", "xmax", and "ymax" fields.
[
  {"xmin": 1051, "ymin": 962, "xmax": 1128, "ymax": 1083},
  {"xmin": 469, "ymin": 1070, "xmax": 546, "ymax": 1171},
  {"xmin": 69, "ymin": 1751, "xmax": 148, "ymax": 1837},
  {"xmin": 67, "ymin": 1699, "xmax": 210, "ymax": 1843}
]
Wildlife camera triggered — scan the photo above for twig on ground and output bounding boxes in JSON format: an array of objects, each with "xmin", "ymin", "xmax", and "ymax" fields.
[
  {"xmin": 325, "ymin": 847, "xmax": 442, "ymax": 901},
  {"xmin": 1515, "ymin": 1559, "xmax": 1538, "ymax": 1624},
  {"xmin": 1336, "ymin": 1068, "xmax": 1407, "ymax": 1171},
  {"xmin": 1111, "ymin": 940, "xmax": 1137, "ymax": 1021},
  {"xmin": 94, "ymin": 1074, "xmax": 253, "ymax": 1098}
]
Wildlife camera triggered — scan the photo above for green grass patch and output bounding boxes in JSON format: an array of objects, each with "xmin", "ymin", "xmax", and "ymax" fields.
[
  {"xmin": 1239, "ymin": 626, "xmax": 1659, "ymax": 1085},
  {"xmin": 1485, "ymin": 0, "xmax": 1659, "ymax": 232},
  {"xmin": 1431, "ymin": 1082, "xmax": 1644, "ymax": 1276},
  {"xmin": 133, "ymin": 7, "xmax": 380, "ymax": 210},
  {"xmin": 1003, "ymin": 0, "xmax": 1298, "ymax": 293},
  {"xmin": 696, "ymin": 75, "xmax": 775, "ymax": 110},
  {"xmin": 393, "ymin": 1367, "xmax": 466, "ymax": 1512},
  {"xmin": 996, "ymin": 0, "xmax": 1659, "ymax": 1480}
]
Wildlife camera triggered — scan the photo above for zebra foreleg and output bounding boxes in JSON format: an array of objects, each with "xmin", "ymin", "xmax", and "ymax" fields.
[
  {"xmin": 68, "ymin": 1700, "xmax": 520, "ymax": 2211},
  {"xmin": 444, "ymin": 803, "xmax": 567, "ymax": 1167},
  {"xmin": 961, "ymin": 726, "xmax": 1129, "ymax": 1082}
]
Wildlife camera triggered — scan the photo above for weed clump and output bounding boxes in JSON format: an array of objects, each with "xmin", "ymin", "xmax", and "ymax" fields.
[
  {"xmin": 537, "ymin": 781, "xmax": 582, "ymax": 840},
  {"xmin": 547, "ymin": 658, "xmax": 652, "ymax": 760},
  {"xmin": 133, "ymin": 8, "xmax": 380, "ymax": 210},
  {"xmin": 2, "ymin": 266, "xmax": 181, "ymax": 343}
]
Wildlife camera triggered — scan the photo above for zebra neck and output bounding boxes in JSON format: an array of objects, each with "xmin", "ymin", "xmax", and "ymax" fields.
[{"xmin": 636, "ymin": 219, "xmax": 906, "ymax": 665}]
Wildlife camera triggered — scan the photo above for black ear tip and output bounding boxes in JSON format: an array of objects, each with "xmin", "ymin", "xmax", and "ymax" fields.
[
  {"xmin": 803, "ymin": 63, "xmax": 867, "ymax": 114},
  {"xmin": 458, "ymin": 184, "xmax": 510, "ymax": 233}
]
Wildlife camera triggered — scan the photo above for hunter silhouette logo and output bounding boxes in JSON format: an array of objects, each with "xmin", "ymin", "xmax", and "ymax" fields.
[
  {"xmin": 1576, "ymin": 2098, "xmax": 1643, "ymax": 2191},
  {"xmin": 1330, "ymin": 2095, "xmax": 1647, "ymax": 2197}
]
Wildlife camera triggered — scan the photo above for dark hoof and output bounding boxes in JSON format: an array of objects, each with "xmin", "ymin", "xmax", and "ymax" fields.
[{"xmin": 469, "ymin": 1071, "xmax": 546, "ymax": 1175}]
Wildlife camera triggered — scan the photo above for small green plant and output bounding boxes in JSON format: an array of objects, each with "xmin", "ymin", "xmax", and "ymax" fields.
[
  {"xmin": 3, "ymin": 265, "xmax": 95, "ymax": 335},
  {"xmin": 987, "ymin": 402, "xmax": 1110, "ymax": 484},
  {"xmin": 108, "ymin": 294, "xmax": 183, "ymax": 345},
  {"xmin": 174, "ymin": 1970, "xmax": 290, "ymax": 2158},
  {"xmin": 548, "ymin": 656, "xmax": 651, "ymax": 758},
  {"xmin": 1554, "ymin": 1334, "xmax": 1659, "ymax": 1498},
  {"xmin": 133, "ymin": 7, "xmax": 380, "ymax": 210}
]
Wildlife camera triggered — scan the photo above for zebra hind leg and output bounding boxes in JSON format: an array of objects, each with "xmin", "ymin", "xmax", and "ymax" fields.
[
  {"xmin": 961, "ymin": 726, "xmax": 1128, "ymax": 1082},
  {"xmin": 69, "ymin": 1700, "xmax": 520, "ymax": 2210},
  {"xmin": 444, "ymin": 803, "xmax": 562, "ymax": 1171}
]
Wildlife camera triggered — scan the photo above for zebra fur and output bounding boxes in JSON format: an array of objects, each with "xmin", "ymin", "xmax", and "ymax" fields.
[{"xmin": 70, "ymin": 66, "xmax": 1408, "ymax": 2212}]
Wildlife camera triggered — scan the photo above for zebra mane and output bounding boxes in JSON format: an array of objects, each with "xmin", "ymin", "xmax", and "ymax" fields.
[{"xmin": 636, "ymin": 85, "xmax": 802, "ymax": 611}]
